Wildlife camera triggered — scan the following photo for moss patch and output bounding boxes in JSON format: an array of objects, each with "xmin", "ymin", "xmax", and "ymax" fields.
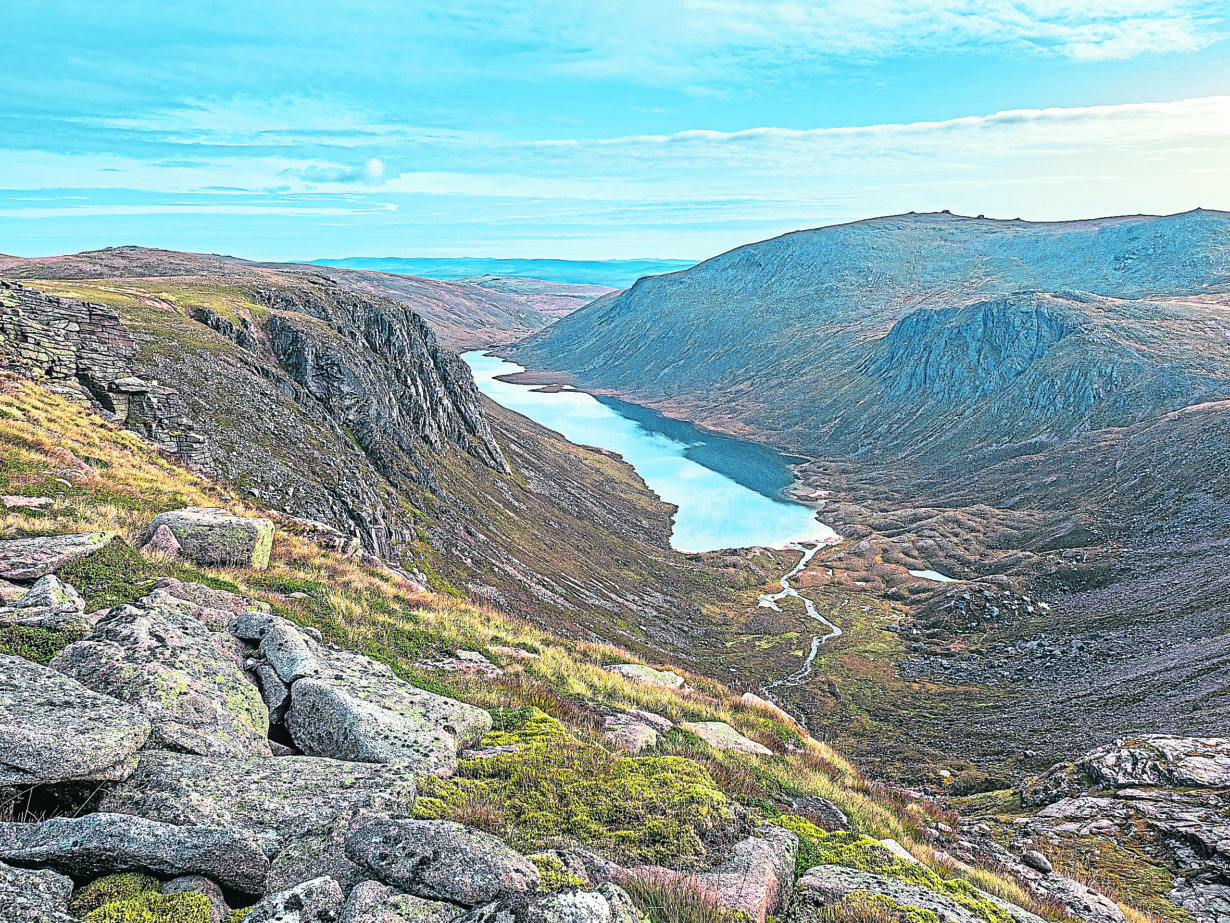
[
  {"xmin": 68, "ymin": 873, "xmax": 161, "ymax": 917},
  {"xmin": 0, "ymin": 623, "xmax": 87, "ymax": 664},
  {"xmin": 416, "ymin": 729, "xmax": 734, "ymax": 865},
  {"xmin": 530, "ymin": 854, "xmax": 587, "ymax": 892},
  {"xmin": 57, "ymin": 539, "xmax": 239, "ymax": 611},
  {"xmin": 83, "ymin": 890, "xmax": 212, "ymax": 923}
]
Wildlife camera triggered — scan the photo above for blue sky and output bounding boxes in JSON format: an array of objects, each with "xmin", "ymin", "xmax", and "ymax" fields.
[{"xmin": 3, "ymin": 1, "xmax": 1229, "ymax": 260}]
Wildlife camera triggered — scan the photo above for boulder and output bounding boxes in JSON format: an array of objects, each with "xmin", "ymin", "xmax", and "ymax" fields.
[
  {"xmin": 603, "ymin": 710, "xmax": 673, "ymax": 753},
  {"xmin": 0, "ymin": 579, "xmax": 26, "ymax": 605},
  {"xmin": 1080, "ymin": 736, "xmax": 1230, "ymax": 789},
  {"xmin": 458, "ymin": 884, "xmax": 639, "ymax": 923},
  {"xmin": 787, "ymin": 865, "xmax": 1047, "ymax": 923},
  {"xmin": 605, "ymin": 664, "xmax": 685, "ymax": 689},
  {"xmin": 243, "ymin": 876, "xmax": 345, "ymax": 923},
  {"xmin": 1, "ymin": 495, "xmax": 53, "ymax": 510},
  {"xmin": 630, "ymin": 826, "xmax": 797, "ymax": 923},
  {"xmin": 0, "ymin": 575, "xmax": 92, "ymax": 633},
  {"xmin": 740, "ymin": 692, "xmax": 798, "ymax": 727},
  {"xmin": 140, "ymin": 524, "xmax": 182, "ymax": 557},
  {"xmin": 282, "ymin": 639, "xmax": 491, "ymax": 775},
  {"xmin": 266, "ymin": 810, "xmax": 370, "ymax": 897},
  {"xmin": 342, "ymin": 881, "xmax": 461, "ymax": 923},
  {"xmin": 682, "ymin": 721, "xmax": 772, "ymax": 756},
  {"xmin": 140, "ymin": 508, "xmax": 275, "ymax": 570},
  {"xmin": 786, "ymin": 795, "xmax": 849, "ymax": 831},
  {"xmin": 99, "ymin": 751, "xmax": 418, "ymax": 845},
  {"xmin": 0, "ymin": 653, "xmax": 151, "ymax": 786},
  {"xmin": 261, "ymin": 621, "xmax": 323, "ymax": 682},
  {"xmin": 163, "ymin": 875, "xmax": 230, "ymax": 923},
  {"xmin": 0, "ymin": 532, "xmax": 115, "ymax": 581},
  {"xmin": 51, "ymin": 601, "xmax": 272, "ymax": 757},
  {"xmin": 0, "ymin": 860, "xmax": 75, "ymax": 923},
  {"xmin": 345, "ymin": 815, "xmax": 539, "ymax": 907},
  {"xmin": 148, "ymin": 577, "xmax": 272, "ymax": 629},
  {"xmin": 0, "ymin": 813, "xmax": 269, "ymax": 893}
]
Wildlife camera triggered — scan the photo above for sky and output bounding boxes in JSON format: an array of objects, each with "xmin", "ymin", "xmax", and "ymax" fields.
[{"xmin": 3, "ymin": 1, "xmax": 1229, "ymax": 261}]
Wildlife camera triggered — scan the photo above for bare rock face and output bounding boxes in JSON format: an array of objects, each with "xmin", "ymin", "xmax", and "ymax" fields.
[
  {"xmin": 0, "ymin": 860, "xmax": 75, "ymax": 923},
  {"xmin": 140, "ymin": 508, "xmax": 275, "ymax": 570},
  {"xmin": 51, "ymin": 601, "xmax": 272, "ymax": 757},
  {"xmin": 0, "ymin": 532, "xmax": 115, "ymax": 581},
  {"xmin": 682, "ymin": 721, "xmax": 772, "ymax": 756},
  {"xmin": 341, "ymin": 881, "xmax": 461, "ymax": 923},
  {"xmin": 605, "ymin": 664, "xmax": 685, "ymax": 689},
  {"xmin": 0, "ymin": 653, "xmax": 151, "ymax": 786},
  {"xmin": 0, "ymin": 813, "xmax": 269, "ymax": 893},
  {"xmin": 243, "ymin": 875, "xmax": 345, "ymax": 923},
  {"xmin": 629, "ymin": 826, "xmax": 797, "ymax": 923},
  {"xmin": 345, "ymin": 815, "xmax": 539, "ymax": 908},
  {"xmin": 1080, "ymin": 736, "xmax": 1230, "ymax": 789},
  {"xmin": 99, "ymin": 751, "xmax": 419, "ymax": 845}
]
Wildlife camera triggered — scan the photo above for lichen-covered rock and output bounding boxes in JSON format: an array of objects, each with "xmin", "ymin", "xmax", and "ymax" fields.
[
  {"xmin": 457, "ymin": 884, "xmax": 639, "ymax": 923},
  {"xmin": 682, "ymin": 721, "xmax": 772, "ymax": 756},
  {"xmin": 0, "ymin": 813, "xmax": 269, "ymax": 893},
  {"xmin": 283, "ymin": 640, "xmax": 491, "ymax": 775},
  {"xmin": 341, "ymin": 881, "xmax": 461, "ymax": 923},
  {"xmin": 630, "ymin": 826, "xmax": 797, "ymax": 923},
  {"xmin": 345, "ymin": 815, "xmax": 539, "ymax": 907},
  {"xmin": 140, "ymin": 524, "xmax": 182, "ymax": 557},
  {"xmin": 0, "ymin": 653, "xmax": 151, "ymax": 785},
  {"xmin": 603, "ymin": 710, "xmax": 672, "ymax": 753},
  {"xmin": 266, "ymin": 810, "xmax": 369, "ymax": 897},
  {"xmin": 787, "ymin": 865, "xmax": 1047, "ymax": 923},
  {"xmin": 164, "ymin": 875, "xmax": 231, "ymax": 923},
  {"xmin": 50, "ymin": 602, "xmax": 272, "ymax": 757},
  {"xmin": 148, "ymin": 577, "xmax": 271, "ymax": 630},
  {"xmin": 605, "ymin": 664, "xmax": 684, "ymax": 689},
  {"xmin": 243, "ymin": 876, "xmax": 345, "ymax": 923},
  {"xmin": 99, "ymin": 751, "xmax": 418, "ymax": 845},
  {"xmin": 0, "ymin": 860, "xmax": 75, "ymax": 923},
  {"xmin": 786, "ymin": 796, "xmax": 848, "ymax": 832},
  {"xmin": 0, "ymin": 532, "xmax": 115, "ymax": 581},
  {"xmin": 0, "ymin": 575, "xmax": 93, "ymax": 634},
  {"xmin": 140, "ymin": 508, "xmax": 275, "ymax": 570},
  {"xmin": 261, "ymin": 621, "xmax": 322, "ymax": 683}
]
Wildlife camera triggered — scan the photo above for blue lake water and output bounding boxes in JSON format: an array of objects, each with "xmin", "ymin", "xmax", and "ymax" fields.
[{"xmin": 463, "ymin": 352, "xmax": 838, "ymax": 553}]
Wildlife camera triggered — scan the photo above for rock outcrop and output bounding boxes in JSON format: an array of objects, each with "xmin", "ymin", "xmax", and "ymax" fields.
[
  {"xmin": 52, "ymin": 600, "xmax": 273, "ymax": 757},
  {"xmin": 0, "ymin": 532, "xmax": 115, "ymax": 581},
  {"xmin": 341, "ymin": 881, "xmax": 460, "ymax": 923},
  {"xmin": 682, "ymin": 721, "xmax": 772, "ymax": 756},
  {"xmin": 140, "ymin": 507, "xmax": 275, "ymax": 570},
  {"xmin": 605, "ymin": 664, "xmax": 685, "ymax": 689},
  {"xmin": 0, "ymin": 813, "xmax": 269, "ymax": 892},
  {"xmin": 0, "ymin": 653, "xmax": 151, "ymax": 785},
  {"xmin": 345, "ymin": 815, "xmax": 539, "ymax": 907}
]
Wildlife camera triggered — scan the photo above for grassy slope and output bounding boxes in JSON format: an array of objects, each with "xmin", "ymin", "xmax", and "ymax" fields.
[{"xmin": 0, "ymin": 374, "xmax": 1101, "ymax": 923}]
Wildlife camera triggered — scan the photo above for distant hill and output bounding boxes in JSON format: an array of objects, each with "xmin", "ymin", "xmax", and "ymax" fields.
[
  {"xmin": 308, "ymin": 256, "xmax": 695, "ymax": 288},
  {"xmin": 510, "ymin": 209, "xmax": 1230, "ymax": 468}
]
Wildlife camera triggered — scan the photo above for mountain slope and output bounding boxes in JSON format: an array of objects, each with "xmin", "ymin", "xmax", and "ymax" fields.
[{"xmin": 509, "ymin": 209, "xmax": 1230, "ymax": 465}]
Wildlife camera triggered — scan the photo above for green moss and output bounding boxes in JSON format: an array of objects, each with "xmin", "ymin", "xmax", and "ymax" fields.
[
  {"xmin": 530, "ymin": 854, "xmax": 587, "ymax": 892},
  {"xmin": 0, "ymin": 624, "xmax": 87, "ymax": 664},
  {"xmin": 482, "ymin": 706, "xmax": 567, "ymax": 747},
  {"xmin": 56, "ymin": 540, "xmax": 239, "ymax": 611},
  {"xmin": 223, "ymin": 907, "xmax": 254, "ymax": 923},
  {"xmin": 67, "ymin": 873, "xmax": 161, "ymax": 917},
  {"xmin": 772, "ymin": 818, "xmax": 1012, "ymax": 923},
  {"xmin": 415, "ymin": 732, "xmax": 733, "ymax": 865},
  {"xmin": 84, "ymin": 890, "xmax": 212, "ymax": 923},
  {"xmin": 824, "ymin": 892, "xmax": 944, "ymax": 923}
]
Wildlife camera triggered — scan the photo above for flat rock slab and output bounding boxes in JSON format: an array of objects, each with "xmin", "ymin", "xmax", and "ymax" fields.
[
  {"xmin": 0, "ymin": 813, "xmax": 270, "ymax": 893},
  {"xmin": 0, "ymin": 653, "xmax": 151, "ymax": 786},
  {"xmin": 605, "ymin": 664, "xmax": 685, "ymax": 689},
  {"xmin": 282, "ymin": 637, "xmax": 492, "ymax": 775},
  {"xmin": 683, "ymin": 721, "xmax": 772, "ymax": 756},
  {"xmin": 342, "ymin": 881, "xmax": 461, "ymax": 923},
  {"xmin": 141, "ymin": 508, "xmax": 275, "ymax": 570},
  {"xmin": 0, "ymin": 860, "xmax": 75, "ymax": 923},
  {"xmin": 241, "ymin": 875, "xmax": 344, "ymax": 923},
  {"xmin": 346, "ymin": 815, "xmax": 539, "ymax": 907},
  {"xmin": 788, "ymin": 865, "xmax": 1046, "ymax": 923},
  {"xmin": 51, "ymin": 601, "xmax": 272, "ymax": 757},
  {"xmin": 99, "ymin": 751, "xmax": 419, "ymax": 845},
  {"xmin": 630, "ymin": 826, "xmax": 797, "ymax": 923},
  {"xmin": 603, "ymin": 709, "xmax": 673, "ymax": 753},
  {"xmin": 0, "ymin": 532, "xmax": 115, "ymax": 581}
]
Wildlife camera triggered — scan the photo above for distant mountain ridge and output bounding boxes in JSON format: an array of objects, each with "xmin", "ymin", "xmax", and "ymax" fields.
[
  {"xmin": 309, "ymin": 256, "xmax": 695, "ymax": 288},
  {"xmin": 509, "ymin": 209, "xmax": 1230, "ymax": 468}
]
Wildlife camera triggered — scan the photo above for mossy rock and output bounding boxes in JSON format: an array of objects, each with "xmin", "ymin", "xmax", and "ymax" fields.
[
  {"xmin": 530, "ymin": 854, "xmax": 587, "ymax": 892},
  {"xmin": 223, "ymin": 906, "xmax": 254, "ymax": 923},
  {"xmin": 482, "ymin": 706, "xmax": 566, "ymax": 747},
  {"xmin": 67, "ymin": 873, "xmax": 161, "ymax": 917},
  {"xmin": 83, "ymin": 890, "xmax": 213, "ymax": 923},
  {"xmin": 0, "ymin": 623, "xmax": 87, "ymax": 664}
]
